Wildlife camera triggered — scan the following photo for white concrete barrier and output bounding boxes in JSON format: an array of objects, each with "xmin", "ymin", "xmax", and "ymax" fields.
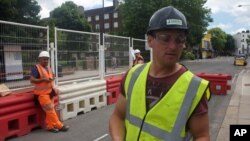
[{"xmin": 58, "ymin": 79, "xmax": 107, "ymax": 121}]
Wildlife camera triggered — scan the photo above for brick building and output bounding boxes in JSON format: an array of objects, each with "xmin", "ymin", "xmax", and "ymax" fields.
[{"xmin": 82, "ymin": 0, "xmax": 122, "ymax": 34}]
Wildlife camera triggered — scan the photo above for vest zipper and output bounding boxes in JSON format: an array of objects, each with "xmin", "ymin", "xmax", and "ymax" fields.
[{"xmin": 137, "ymin": 112, "xmax": 148, "ymax": 141}]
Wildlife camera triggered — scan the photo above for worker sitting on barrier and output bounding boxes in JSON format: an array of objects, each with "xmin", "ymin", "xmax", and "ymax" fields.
[{"xmin": 30, "ymin": 51, "xmax": 69, "ymax": 133}]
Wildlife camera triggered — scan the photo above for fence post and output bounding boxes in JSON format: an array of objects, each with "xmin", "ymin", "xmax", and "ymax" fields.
[
  {"xmin": 54, "ymin": 27, "xmax": 59, "ymax": 85},
  {"xmin": 99, "ymin": 33, "xmax": 105, "ymax": 79}
]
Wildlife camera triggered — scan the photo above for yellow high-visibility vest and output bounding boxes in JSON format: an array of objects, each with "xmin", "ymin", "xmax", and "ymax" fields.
[{"xmin": 124, "ymin": 62, "xmax": 210, "ymax": 141}]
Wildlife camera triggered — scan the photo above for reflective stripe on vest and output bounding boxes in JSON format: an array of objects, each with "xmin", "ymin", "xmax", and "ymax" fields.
[
  {"xmin": 125, "ymin": 63, "xmax": 208, "ymax": 141},
  {"xmin": 126, "ymin": 64, "xmax": 147, "ymax": 121}
]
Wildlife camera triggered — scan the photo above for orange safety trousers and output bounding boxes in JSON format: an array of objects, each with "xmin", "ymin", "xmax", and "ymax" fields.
[{"xmin": 38, "ymin": 94, "xmax": 63, "ymax": 129}]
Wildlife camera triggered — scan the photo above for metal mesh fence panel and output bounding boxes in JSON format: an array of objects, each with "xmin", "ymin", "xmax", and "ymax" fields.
[
  {"xmin": 0, "ymin": 20, "xmax": 48, "ymax": 90},
  {"xmin": 55, "ymin": 28, "xmax": 100, "ymax": 83},
  {"xmin": 103, "ymin": 34, "xmax": 130, "ymax": 76}
]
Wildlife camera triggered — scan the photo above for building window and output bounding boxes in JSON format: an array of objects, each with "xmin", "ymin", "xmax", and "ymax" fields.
[
  {"xmin": 104, "ymin": 23, "xmax": 110, "ymax": 29},
  {"xmin": 104, "ymin": 14, "xmax": 109, "ymax": 19},
  {"xmin": 113, "ymin": 12, "xmax": 118, "ymax": 18},
  {"xmin": 96, "ymin": 24, "xmax": 100, "ymax": 30},
  {"xmin": 87, "ymin": 17, "xmax": 91, "ymax": 22},
  {"xmin": 114, "ymin": 22, "xmax": 118, "ymax": 28},
  {"xmin": 95, "ymin": 15, "xmax": 99, "ymax": 21}
]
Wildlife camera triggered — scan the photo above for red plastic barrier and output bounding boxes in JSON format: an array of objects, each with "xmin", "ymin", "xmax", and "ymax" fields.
[
  {"xmin": 0, "ymin": 91, "xmax": 59, "ymax": 141},
  {"xmin": 195, "ymin": 72, "xmax": 232, "ymax": 95},
  {"xmin": 0, "ymin": 91, "xmax": 34, "ymax": 108},
  {"xmin": 0, "ymin": 108, "xmax": 43, "ymax": 141},
  {"xmin": 105, "ymin": 75, "xmax": 123, "ymax": 105}
]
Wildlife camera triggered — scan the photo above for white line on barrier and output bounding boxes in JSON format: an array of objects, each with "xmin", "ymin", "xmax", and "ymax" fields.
[{"xmin": 93, "ymin": 133, "xmax": 109, "ymax": 141}]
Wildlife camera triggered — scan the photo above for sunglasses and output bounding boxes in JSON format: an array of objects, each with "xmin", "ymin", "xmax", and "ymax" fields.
[{"xmin": 154, "ymin": 33, "xmax": 187, "ymax": 44}]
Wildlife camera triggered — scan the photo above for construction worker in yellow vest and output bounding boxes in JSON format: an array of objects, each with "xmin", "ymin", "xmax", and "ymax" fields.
[
  {"xmin": 30, "ymin": 51, "xmax": 69, "ymax": 133},
  {"xmin": 109, "ymin": 6, "xmax": 211, "ymax": 141}
]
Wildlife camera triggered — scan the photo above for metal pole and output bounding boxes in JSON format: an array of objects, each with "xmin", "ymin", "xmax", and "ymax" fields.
[
  {"xmin": 238, "ymin": 4, "xmax": 250, "ymax": 7},
  {"xmin": 102, "ymin": 0, "xmax": 105, "ymax": 35},
  {"xmin": 54, "ymin": 27, "xmax": 58, "ymax": 85}
]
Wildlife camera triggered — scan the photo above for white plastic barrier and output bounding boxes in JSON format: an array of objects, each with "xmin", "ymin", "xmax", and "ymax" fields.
[{"xmin": 58, "ymin": 79, "xmax": 107, "ymax": 121}]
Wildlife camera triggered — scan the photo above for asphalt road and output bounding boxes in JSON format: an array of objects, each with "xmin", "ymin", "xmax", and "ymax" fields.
[{"xmin": 7, "ymin": 57, "xmax": 248, "ymax": 141}]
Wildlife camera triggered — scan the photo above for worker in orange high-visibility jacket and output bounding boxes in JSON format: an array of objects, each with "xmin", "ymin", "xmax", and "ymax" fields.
[
  {"xmin": 30, "ymin": 51, "xmax": 69, "ymax": 133},
  {"xmin": 132, "ymin": 49, "xmax": 144, "ymax": 66}
]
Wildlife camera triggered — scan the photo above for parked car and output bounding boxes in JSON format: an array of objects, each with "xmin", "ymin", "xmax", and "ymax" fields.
[{"xmin": 234, "ymin": 54, "xmax": 248, "ymax": 66}]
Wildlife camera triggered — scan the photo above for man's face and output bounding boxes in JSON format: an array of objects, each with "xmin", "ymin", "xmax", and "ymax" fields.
[
  {"xmin": 135, "ymin": 53, "xmax": 140, "ymax": 57},
  {"xmin": 39, "ymin": 57, "xmax": 49, "ymax": 67},
  {"xmin": 148, "ymin": 29, "xmax": 186, "ymax": 67}
]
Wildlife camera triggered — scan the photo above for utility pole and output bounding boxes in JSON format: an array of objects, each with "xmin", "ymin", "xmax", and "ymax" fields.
[
  {"xmin": 238, "ymin": 4, "xmax": 250, "ymax": 7},
  {"xmin": 238, "ymin": 4, "xmax": 250, "ymax": 56},
  {"xmin": 102, "ymin": 0, "xmax": 107, "ymax": 73}
]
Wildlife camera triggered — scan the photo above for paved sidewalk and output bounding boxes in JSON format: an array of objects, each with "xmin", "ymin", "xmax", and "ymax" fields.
[{"xmin": 217, "ymin": 66, "xmax": 250, "ymax": 141}]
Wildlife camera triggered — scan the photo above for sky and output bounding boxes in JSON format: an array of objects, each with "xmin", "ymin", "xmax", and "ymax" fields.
[{"xmin": 36, "ymin": 0, "xmax": 250, "ymax": 35}]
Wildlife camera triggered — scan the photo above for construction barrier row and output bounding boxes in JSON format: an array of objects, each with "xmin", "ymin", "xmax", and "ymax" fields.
[
  {"xmin": 196, "ymin": 72, "xmax": 232, "ymax": 95},
  {"xmin": 0, "ymin": 75, "xmax": 124, "ymax": 140},
  {"xmin": 0, "ymin": 72, "xmax": 233, "ymax": 140},
  {"xmin": 0, "ymin": 91, "xmax": 59, "ymax": 141},
  {"xmin": 58, "ymin": 79, "xmax": 107, "ymax": 121}
]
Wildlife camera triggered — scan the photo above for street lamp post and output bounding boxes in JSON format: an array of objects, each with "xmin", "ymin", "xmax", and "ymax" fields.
[
  {"xmin": 238, "ymin": 4, "xmax": 250, "ymax": 7},
  {"xmin": 238, "ymin": 4, "xmax": 250, "ymax": 56},
  {"xmin": 102, "ymin": 0, "xmax": 107, "ymax": 73}
]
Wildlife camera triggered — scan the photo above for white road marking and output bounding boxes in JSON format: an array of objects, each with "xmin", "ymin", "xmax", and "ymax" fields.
[
  {"xmin": 93, "ymin": 134, "xmax": 109, "ymax": 141},
  {"xmin": 231, "ymin": 74, "xmax": 237, "ymax": 84}
]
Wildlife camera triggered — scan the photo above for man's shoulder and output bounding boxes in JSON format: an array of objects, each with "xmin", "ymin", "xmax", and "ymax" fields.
[{"xmin": 31, "ymin": 65, "xmax": 38, "ymax": 71}]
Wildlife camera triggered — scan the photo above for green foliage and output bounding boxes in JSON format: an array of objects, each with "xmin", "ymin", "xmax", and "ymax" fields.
[
  {"xmin": 47, "ymin": 1, "xmax": 92, "ymax": 49},
  {"xmin": 224, "ymin": 34, "xmax": 235, "ymax": 55},
  {"xmin": 176, "ymin": 0, "xmax": 213, "ymax": 46},
  {"xmin": 0, "ymin": 0, "xmax": 41, "ymax": 24},
  {"xmin": 50, "ymin": 1, "xmax": 91, "ymax": 31},
  {"xmin": 246, "ymin": 35, "xmax": 250, "ymax": 45},
  {"xmin": 208, "ymin": 27, "xmax": 227, "ymax": 54},
  {"xmin": 181, "ymin": 50, "xmax": 195, "ymax": 60},
  {"xmin": 120, "ymin": 0, "xmax": 212, "ymax": 45}
]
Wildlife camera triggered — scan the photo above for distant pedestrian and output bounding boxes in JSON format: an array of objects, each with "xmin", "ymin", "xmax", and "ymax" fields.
[
  {"xmin": 30, "ymin": 51, "xmax": 69, "ymax": 133},
  {"xmin": 133, "ymin": 49, "xmax": 144, "ymax": 66},
  {"xmin": 111, "ymin": 56, "xmax": 117, "ymax": 69}
]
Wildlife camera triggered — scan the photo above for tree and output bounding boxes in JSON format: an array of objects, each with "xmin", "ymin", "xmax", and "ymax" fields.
[
  {"xmin": 246, "ymin": 34, "xmax": 250, "ymax": 55},
  {"xmin": 224, "ymin": 34, "xmax": 235, "ymax": 55},
  {"xmin": 0, "ymin": 0, "xmax": 41, "ymax": 24},
  {"xmin": 208, "ymin": 27, "xmax": 227, "ymax": 55},
  {"xmin": 119, "ymin": 0, "xmax": 212, "ymax": 46},
  {"xmin": 176, "ymin": 0, "xmax": 213, "ymax": 47},
  {"xmin": 49, "ymin": 1, "xmax": 91, "ymax": 31},
  {"xmin": 46, "ymin": 1, "xmax": 92, "ymax": 52},
  {"xmin": 246, "ymin": 35, "xmax": 250, "ymax": 47}
]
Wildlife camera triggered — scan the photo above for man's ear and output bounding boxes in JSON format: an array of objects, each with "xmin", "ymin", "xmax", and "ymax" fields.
[{"xmin": 147, "ymin": 35, "xmax": 154, "ymax": 49}]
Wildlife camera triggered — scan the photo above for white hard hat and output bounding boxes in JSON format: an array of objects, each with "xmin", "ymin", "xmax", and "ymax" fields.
[
  {"xmin": 38, "ymin": 51, "xmax": 50, "ymax": 58},
  {"xmin": 134, "ymin": 49, "xmax": 140, "ymax": 54}
]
